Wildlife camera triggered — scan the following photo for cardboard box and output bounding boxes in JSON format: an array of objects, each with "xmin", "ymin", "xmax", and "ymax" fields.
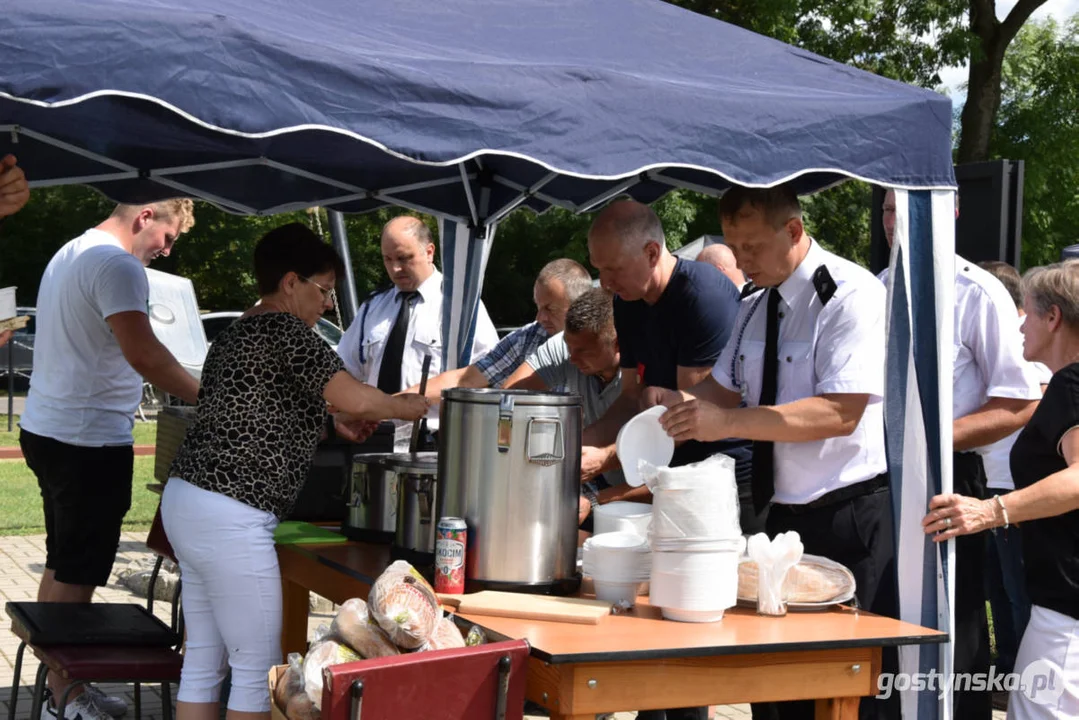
[
  {"xmin": 0, "ymin": 287, "xmax": 15, "ymax": 321},
  {"xmin": 269, "ymin": 665, "xmax": 288, "ymax": 720}
]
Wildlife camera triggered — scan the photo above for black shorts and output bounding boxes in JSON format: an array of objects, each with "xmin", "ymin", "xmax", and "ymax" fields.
[{"xmin": 20, "ymin": 429, "xmax": 133, "ymax": 587}]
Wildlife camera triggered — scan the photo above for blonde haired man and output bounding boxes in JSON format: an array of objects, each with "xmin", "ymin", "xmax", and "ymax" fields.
[{"xmin": 20, "ymin": 199, "xmax": 200, "ymax": 720}]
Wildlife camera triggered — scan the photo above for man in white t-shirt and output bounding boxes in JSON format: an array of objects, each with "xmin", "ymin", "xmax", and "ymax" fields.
[{"xmin": 19, "ymin": 200, "xmax": 200, "ymax": 720}]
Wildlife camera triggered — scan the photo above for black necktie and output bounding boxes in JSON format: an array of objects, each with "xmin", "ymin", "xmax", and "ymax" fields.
[
  {"xmin": 751, "ymin": 288, "xmax": 781, "ymax": 514},
  {"xmin": 376, "ymin": 291, "xmax": 419, "ymax": 394}
]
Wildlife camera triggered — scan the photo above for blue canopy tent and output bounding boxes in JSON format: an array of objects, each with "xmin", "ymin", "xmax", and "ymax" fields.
[{"xmin": 1, "ymin": 0, "xmax": 956, "ymax": 715}]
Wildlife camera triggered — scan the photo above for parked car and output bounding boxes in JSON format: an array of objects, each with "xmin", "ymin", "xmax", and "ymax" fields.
[
  {"xmin": 0, "ymin": 306, "xmax": 36, "ymax": 386},
  {"xmin": 200, "ymin": 311, "xmax": 343, "ymax": 350}
]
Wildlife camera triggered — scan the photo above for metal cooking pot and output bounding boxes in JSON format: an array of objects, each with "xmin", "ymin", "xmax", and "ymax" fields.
[
  {"xmin": 384, "ymin": 452, "xmax": 439, "ymax": 555},
  {"xmin": 437, "ymin": 389, "xmax": 582, "ymax": 592},
  {"xmin": 343, "ymin": 453, "xmax": 399, "ymax": 542}
]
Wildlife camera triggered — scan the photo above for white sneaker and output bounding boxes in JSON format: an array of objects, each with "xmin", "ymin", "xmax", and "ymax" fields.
[
  {"xmin": 41, "ymin": 690, "xmax": 113, "ymax": 720},
  {"xmin": 83, "ymin": 685, "xmax": 127, "ymax": 717}
]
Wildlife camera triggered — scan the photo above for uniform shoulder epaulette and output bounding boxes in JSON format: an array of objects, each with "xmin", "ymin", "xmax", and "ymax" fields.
[
  {"xmin": 362, "ymin": 283, "xmax": 393, "ymax": 304},
  {"xmin": 740, "ymin": 281, "xmax": 763, "ymax": 300},
  {"xmin": 364, "ymin": 284, "xmax": 394, "ymax": 302},
  {"xmin": 812, "ymin": 265, "xmax": 837, "ymax": 305}
]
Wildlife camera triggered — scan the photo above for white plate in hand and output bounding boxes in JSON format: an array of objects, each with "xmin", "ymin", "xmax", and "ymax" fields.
[{"xmin": 616, "ymin": 406, "xmax": 675, "ymax": 487}]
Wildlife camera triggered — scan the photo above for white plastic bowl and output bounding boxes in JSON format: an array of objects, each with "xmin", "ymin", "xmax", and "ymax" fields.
[
  {"xmin": 594, "ymin": 501, "xmax": 653, "ymax": 536},
  {"xmin": 582, "ymin": 531, "xmax": 651, "ymax": 581},
  {"xmin": 616, "ymin": 406, "xmax": 675, "ymax": 487},
  {"xmin": 650, "ymin": 547, "xmax": 740, "ymax": 613},
  {"xmin": 661, "ymin": 607, "xmax": 726, "ymax": 623},
  {"xmin": 592, "ymin": 579, "xmax": 643, "ymax": 605}
]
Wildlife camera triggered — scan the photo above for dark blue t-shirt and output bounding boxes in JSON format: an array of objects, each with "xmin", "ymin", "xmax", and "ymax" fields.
[
  {"xmin": 613, "ymin": 258, "xmax": 749, "ymax": 472},
  {"xmin": 614, "ymin": 258, "xmax": 739, "ymax": 387}
]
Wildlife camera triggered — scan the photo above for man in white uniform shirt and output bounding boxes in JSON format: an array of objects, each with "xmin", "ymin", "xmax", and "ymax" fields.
[
  {"xmin": 646, "ymin": 184, "xmax": 895, "ymax": 720},
  {"xmin": 880, "ymin": 190, "xmax": 1041, "ymax": 719},
  {"xmin": 336, "ymin": 216, "xmax": 497, "ymax": 449},
  {"xmin": 20, "ymin": 200, "xmax": 201, "ymax": 720}
]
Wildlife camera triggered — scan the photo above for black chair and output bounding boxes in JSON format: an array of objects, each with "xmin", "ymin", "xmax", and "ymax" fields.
[{"xmin": 7, "ymin": 509, "xmax": 183, "ymax": 720}]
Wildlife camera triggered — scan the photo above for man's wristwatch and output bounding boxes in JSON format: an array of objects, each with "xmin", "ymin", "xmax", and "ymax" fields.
[{"xmin": 581, "ymin": 481, "xmax": 600, "ymax": 510}]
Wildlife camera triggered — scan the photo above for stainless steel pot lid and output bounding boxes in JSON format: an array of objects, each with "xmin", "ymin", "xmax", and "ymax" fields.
[
  {"xmin": 441, "ymin": 387, "xmax": 581, "ymax": 406},
  {"xmin": 380, "ymin": 451, "xmax": 438, "ymax": 473}
]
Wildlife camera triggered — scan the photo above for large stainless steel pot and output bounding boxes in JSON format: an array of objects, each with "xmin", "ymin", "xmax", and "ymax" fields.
[
  {"xmin": 385, "ymin": 452, "xmax": 439, "ymax": 555},
  {"xmin": 343, "ymin": 453, "xmax": 399, "ymax": 542},
  {"xmin": 437, "ymin": 389, "xmax": 582, "ymax": 592}
]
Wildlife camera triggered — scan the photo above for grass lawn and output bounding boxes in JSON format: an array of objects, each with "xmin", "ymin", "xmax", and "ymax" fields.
[
  {"xmin": 0, "ymin": 456, "xmax": 160, "ymax": 535},
  {"xmin": 0, "ymin": 416, "xmax": 157, "ymax": 448}
]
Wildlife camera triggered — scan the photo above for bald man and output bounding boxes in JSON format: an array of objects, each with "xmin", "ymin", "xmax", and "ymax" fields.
[
  {"xmin": 696, "ymin": 243, "xmax": 746, "ymax": 291},
  {"xmin": 337, "ymin": 216, "xmax": 498, "ymax": 450},
  {"xmin": 584, "ymin": 200, "xmax": 747, "ymax": 720}
]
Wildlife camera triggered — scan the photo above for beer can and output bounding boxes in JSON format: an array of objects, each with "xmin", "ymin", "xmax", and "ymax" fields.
[{"xmin": 434, "ymin": 517, "xmax": 467, "ymax": 594}]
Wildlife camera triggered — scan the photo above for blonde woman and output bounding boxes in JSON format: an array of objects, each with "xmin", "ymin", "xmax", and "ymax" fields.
[{"xmin": 924, "ymin": 260, "xmax": 1079, "ymax": 718}]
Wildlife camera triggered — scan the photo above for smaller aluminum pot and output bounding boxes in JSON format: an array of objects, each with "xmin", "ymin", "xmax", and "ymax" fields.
[
  {"xmin": 384, "ymin": 452, "xmax": 439, "ymax": 555},
  {"xmin": 343, "ymin": 453, "xmax": 399, "ymax": 542}
]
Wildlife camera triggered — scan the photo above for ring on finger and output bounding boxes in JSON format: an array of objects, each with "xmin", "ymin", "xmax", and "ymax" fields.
[{"xmin": 944, "ymin": 517, "xmax": 952, "ymax": 528}]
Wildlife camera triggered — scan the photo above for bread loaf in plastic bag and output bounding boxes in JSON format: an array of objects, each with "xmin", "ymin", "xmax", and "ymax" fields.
[
  {"xmin": 331, "ymin": 598, "xmax": 400, "ymax": 659},
  {"xmin": 367, "ymin": 560, "xmax": 440, "ymax": 649},
  {"xmin": 301, "ymin": 639, "xmax": 361, "ymax": 710}
]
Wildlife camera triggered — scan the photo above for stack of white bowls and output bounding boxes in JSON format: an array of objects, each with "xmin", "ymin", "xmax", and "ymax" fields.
[
  {"xmin": 647, "ymin": 455, "xmax": 743, "ymax": 622},
  {"xmin": 593, "ymin": 501, "xmax": 653, "ymax": 536},
  {"xmin": 582, "ymin": 531, "xmax": 651, "ymax": 605}
]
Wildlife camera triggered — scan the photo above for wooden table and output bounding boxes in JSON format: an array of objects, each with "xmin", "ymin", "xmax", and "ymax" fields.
[{"xmin": 277, "ymin": 542, "xmax": 946, "ymax": 720}]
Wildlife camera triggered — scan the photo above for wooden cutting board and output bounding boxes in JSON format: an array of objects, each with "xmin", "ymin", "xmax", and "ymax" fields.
[{"xmin": 438, "ymin": 590, "xmax": 612, "ymax": 625}]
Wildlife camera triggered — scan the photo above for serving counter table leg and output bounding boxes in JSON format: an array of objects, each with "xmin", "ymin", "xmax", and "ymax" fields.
[
  {"xmin": 281, "ymin": 577, "xmax": 310, "ymax": 659},
  {"xmin": 814, "ymin": 697, "xmax": 860, "ymax": 719}
]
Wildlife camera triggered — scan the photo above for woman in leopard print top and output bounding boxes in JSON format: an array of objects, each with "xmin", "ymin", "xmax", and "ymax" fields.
[{"xmin": 161, "ymin": 223, "xmax": 427, "ymax": 719}]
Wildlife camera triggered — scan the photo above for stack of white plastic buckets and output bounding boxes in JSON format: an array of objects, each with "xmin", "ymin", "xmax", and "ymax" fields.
[{"xmin": 645, "ymin": 454, "xmax": 744, "ymax": 622}]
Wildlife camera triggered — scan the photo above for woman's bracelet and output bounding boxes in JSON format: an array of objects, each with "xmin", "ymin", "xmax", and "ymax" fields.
[{"xmin": 993, "ymin": 494, "xmax": 1010, "ymax": 529}]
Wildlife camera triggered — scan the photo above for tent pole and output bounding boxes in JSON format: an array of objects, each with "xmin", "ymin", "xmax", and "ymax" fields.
[{"xmin": 328, "ymin": 210, "xmax": 359, "ymax": 329}]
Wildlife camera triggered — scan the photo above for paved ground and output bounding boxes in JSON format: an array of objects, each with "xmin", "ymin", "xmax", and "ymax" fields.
[{"xmin": 0, "ymin": 532, "xmax": 1007, "ymax": 720}]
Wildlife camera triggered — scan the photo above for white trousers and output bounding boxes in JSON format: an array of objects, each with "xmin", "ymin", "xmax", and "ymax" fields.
[
  {"xmin": 161, "ymin": 478, "xmax": 282, "ymax": 713},
  {"xmin": 1010, "ymin": 605, "xmax": 1079, "ymax": 719}
]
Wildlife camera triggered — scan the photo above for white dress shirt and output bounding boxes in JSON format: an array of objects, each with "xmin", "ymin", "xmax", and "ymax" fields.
[
  {"xmin": 880, "ymin": 257, "xmax": 1043, "ymax": 427},
  {"xmin": 952, "ymin": 258, "xmax": 1043, "ymax": 423},
  {"xmin": 713, "ymin": 240, "xmax": 888, "ymax": 505},
  {"xmin": 337, "ymin": 269, "xmax": 498, "ymax": 441}
]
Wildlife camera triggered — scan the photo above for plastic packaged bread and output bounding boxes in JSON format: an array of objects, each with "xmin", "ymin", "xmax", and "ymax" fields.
[
  {"xmin": 367, "ymin": 560, "xmax": 440, "ymax": 649},
  {"xmin": 737, "ymin": 554, "xmax": 856, "ymax": 605},
  {"xmin": 330, "ymin": 598, "xmax": 400, "ymax": 659},
  {"xmin": 274, "ymin": 653, "xmax": 315, "ymax": 720},
  {"xmin": 301, "ymin": 640, "xmax": 361, "ymax": 710},
  {"xmin": 419, "ymin": 614, "xmax": 467, "ymax": 651}
]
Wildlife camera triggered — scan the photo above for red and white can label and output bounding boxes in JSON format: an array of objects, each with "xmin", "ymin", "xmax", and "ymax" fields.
[{"xmin": 435, "ymin": 518, "xmax": 467, "ymax": 594}]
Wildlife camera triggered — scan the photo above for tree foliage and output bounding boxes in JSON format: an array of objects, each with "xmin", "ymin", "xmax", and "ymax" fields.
[{"xmin": 990, "ymin": 17, "xmax": 1079, "ymax": 267}]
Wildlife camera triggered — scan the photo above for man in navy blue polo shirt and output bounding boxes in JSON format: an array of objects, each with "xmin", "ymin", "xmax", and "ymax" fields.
[{"xmin": 582, "ymin": 199, "xmax": 749, "ymax": 720}]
